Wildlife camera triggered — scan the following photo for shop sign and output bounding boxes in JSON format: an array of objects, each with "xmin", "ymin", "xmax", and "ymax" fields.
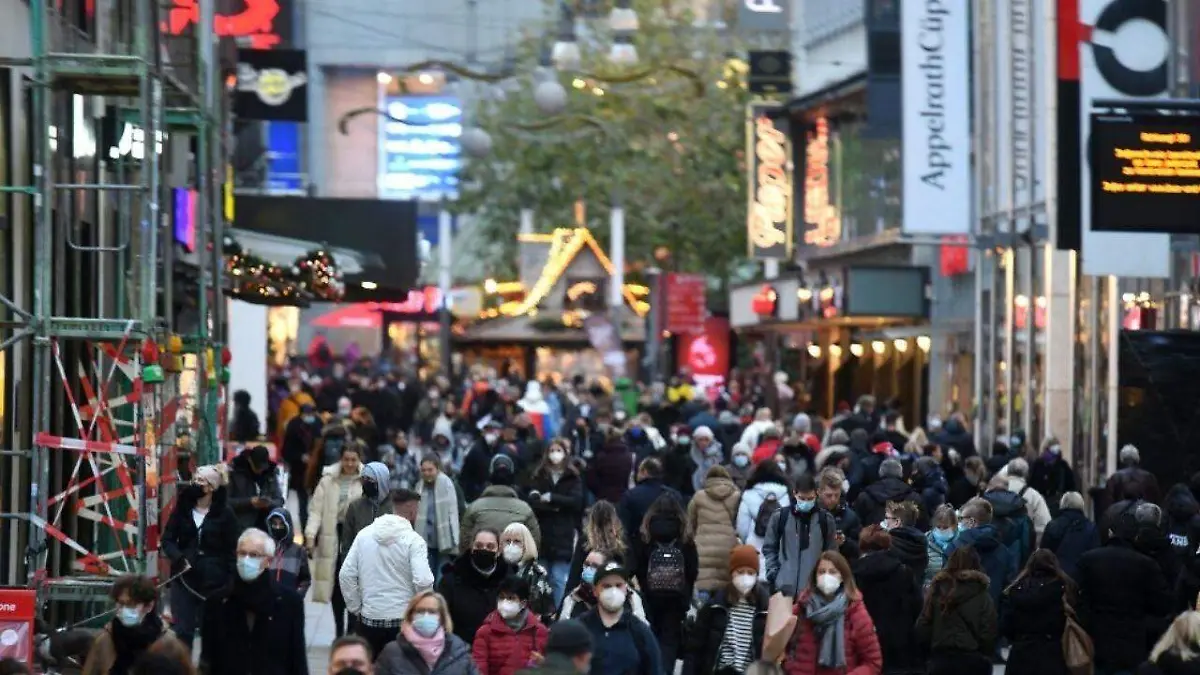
[
  {"xmin": 751, "ymin": 285, "xmax": 777, "ymax": 317},
  {"xmin": 234, "ymin": 49, "xmax": 309, "ymax": 122},
  {"xmin": 737, "ymin": 0, "xmax": 790, "ymax": 33},
  {"xmin": 676, "ymin": 317, "xmax": 731, "ymax": 396},
  {"xmin": 804, "ymin": 116, "xmax": 840, "ymax": 246},
  {"xmin": 746, "ymin": 103, "xmax": 794, "ymax": 260},
  {"xmin": 665, "ymin": 273, "xmax": 707, "ymax": 335},
  {"xmin": 379, "ymin": 96, "xmax": 463, "ymax": 201},
  {"xmin": 163, "ymin": 0, "xmax": 292, "ymax": 49},
  {"xmin": 939, "ymin": 235, "xmax": 970, "ymax": 276},
  {"xmin": 381, "ymin": 288, "xmax": 444, "ymax": 317}
]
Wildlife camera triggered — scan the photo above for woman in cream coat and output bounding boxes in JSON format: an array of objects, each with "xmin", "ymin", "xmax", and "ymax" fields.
[{"xmin": 305, "ymin": 443, "xmax": 364, "ymax": 637}]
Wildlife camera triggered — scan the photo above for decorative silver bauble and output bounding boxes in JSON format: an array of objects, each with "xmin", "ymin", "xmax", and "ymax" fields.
[
  {"xmin": 461, "ymin": 127, "xmax": 494, "ymax": 158},
  {"xmin": 533, "ymin": 80, "xmax": 569, "ymax": 116}
]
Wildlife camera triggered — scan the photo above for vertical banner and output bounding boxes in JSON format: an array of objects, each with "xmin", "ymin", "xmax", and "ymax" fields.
[
  {"xmin": 901, "ymin": 0, "xmax": 971, "ymax": 234},
  {"xmin": 664, "ymin": 273, "xmax": 708, "ymax": 335},
  {"xmin": 746, "ymin": 103, "xmax": 794, "ymax": 260},
  {"xmin": 1076, "ymin": 0, "xmax": 1171, "ymax": 278}
]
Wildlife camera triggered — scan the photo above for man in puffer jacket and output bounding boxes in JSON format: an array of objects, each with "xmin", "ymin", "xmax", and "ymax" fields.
[
  {"xmin": 340, "ymin": 488, "xmax": 435, "ymax": 658},
  {"xmin": 462, "ymin": 455, "xmax": 542, "ymax": 551}
]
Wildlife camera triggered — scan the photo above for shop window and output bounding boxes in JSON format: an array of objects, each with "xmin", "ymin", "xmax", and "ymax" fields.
[{"xmin": 831, "ymin": 122, "xmax": 901, "ymax": 240}]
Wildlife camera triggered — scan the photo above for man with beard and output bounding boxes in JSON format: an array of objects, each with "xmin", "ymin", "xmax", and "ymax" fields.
[{"xmin": 817, "ymin": 467, "xmax": 861, "ymax": 560}]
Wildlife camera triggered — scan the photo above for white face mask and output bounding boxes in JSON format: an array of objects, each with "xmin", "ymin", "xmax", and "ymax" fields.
[
  {"xmin": 816, "ymin": 573, "xmax": 842, "ymax": 596},
  {"xmin": 502, "ymin": 543, "xmax": 523, "ymax": 564},
  {"xmin": 599, "ymin": 587, "xmax": 627, "ymax": 611},
  {"xmin": 733, "ymin": 573, "xmax": 757, "ymax": 594},
  {"xmin": 497, "ymin": 600, "xmax": 523, "ymax": 619},
  {"xmin": 548, "ymin": 450, "xmax": 566, "ymax": 465}
]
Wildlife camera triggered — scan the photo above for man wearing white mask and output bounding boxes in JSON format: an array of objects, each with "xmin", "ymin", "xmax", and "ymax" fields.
[
  {"xmin": 340, "ymin": 488, "xmax": 434, "ymax": 658},
  {"xmin": 200, "ymin": 528, "xmax": 307, "ymax": 674},
  {"xmin": 578, "ymin": 562, "xmax": 664, "ymax": 675}
]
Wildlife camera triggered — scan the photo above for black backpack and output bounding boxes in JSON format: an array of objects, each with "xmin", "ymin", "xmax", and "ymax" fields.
[
  {"xmin": 774, "ymin": 508, "xmax": 834, "ymax": 560},
  {"xmin": 645, "ymin": 540, "xmax": 687, "ymax": 595},
  {"xmin": 755, "ymin": 493, "xmax": 784, "ymax": 538}
]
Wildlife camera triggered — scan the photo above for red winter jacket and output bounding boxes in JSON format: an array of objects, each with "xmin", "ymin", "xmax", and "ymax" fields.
[
  {"xmin": 784, "ymin": 590, "xmax": 883, "ymax": 675},
  {"xmin": 752, "ymin": 438, "xmax": 784, "ymax": 465},
  {"xmin": 471, "ymin": 610, "xmax": 549, "ymax": 675}
]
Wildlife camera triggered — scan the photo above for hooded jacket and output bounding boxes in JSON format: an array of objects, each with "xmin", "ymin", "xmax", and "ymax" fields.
[
  {"xmin": 227, "ymin": 452, "xmax": 285, "ymax": 531},
  {"xmin": 339, "ymin": 513, "xmax": 435, "ymax": 622},
  {"xmin": 947, "ymin": 525, "xmax": 1017, "ymax": 607},
  {"xmin": 463, "ymin": 485, "xmax": 542, "ymax": 552},
  {"xmin": 851, "ymin": 477, "xmax": 922, "ymax": 530},
  {"xmin": 341, "ymin": 461, "xmax": 392, "ymax": 556},
  {"xmin": 689, "ymin": 439, "xmax": 726, "ymax": 493},
  {"xmin": 915, "ymin": 569, "xmax": 997, "ymax": 656},
  {"xmin": 265, "ymin": 508, "xmax": 311, "ymax": 594},
  {"xmin": 687, "ymin": 474, "xmax": 741, "ymax": 591},
  {"xmin": 471, "ymin": 610, "xmax": 549, "ymax": 675}
]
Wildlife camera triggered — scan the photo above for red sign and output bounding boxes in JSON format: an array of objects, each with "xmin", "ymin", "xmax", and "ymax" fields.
[
  {"xmin": 664, "ymin": 274, "xmax": 707, "ymax": 335},
  {"xmin": 676, "ymin": 317, "xmax": 731, "ymax": 395},
  {"xmin": 0, "ymin": 588, "xmax": 36, "ymax": 668},
  {"xmin": 940, "ymin": 236, "xmax": 970, "ymax": 276},
  {"xmin": 751, "ymin": 285, "xmax": 777, "ymax": 317},
  {"xmin": 163, "ymin": 0, "xmax": 287, "ymax": 49}
]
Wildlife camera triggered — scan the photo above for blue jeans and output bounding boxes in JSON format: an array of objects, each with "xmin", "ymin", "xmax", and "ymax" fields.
[{"xmin": 541, "ymin": 558, "xmax": 571, "ymax": 608}]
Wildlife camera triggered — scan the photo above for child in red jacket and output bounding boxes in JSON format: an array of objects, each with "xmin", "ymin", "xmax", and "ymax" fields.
[
  {"xmin": 472, "ymin": 576, "xmax": 549, "ymax": 675},
  {"xmin": 785, "ymin": 551, "xmax": 883, "ymax": 675}
]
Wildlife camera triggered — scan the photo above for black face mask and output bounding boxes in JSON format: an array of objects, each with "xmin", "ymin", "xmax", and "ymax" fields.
[
  {"xmin": 333, "ymin": 669, "xmax": 366, "ymax": 675},
  {"xmin": 471, "ymin": 549, "xmax": 498, "ymax": 569},
  {"xmin": 362, "ymin": 481, "xmax": 379, "ymax": 499},
  {"xmin": 268, "ymin": 525, "xmax": 288, "ymax": 542},
  {"xmin": 182, "ymin": 484, "xmax": 205, "ymax": 500}
]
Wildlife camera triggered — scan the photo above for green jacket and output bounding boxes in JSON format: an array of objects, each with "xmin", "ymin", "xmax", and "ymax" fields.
[
  {"xmin": 915, "ymin": 569, "xmax": 998, "ymax": 656},
  {"xmin": 461, "ymin": 485, "xmax": 541, "ymax": 552}
]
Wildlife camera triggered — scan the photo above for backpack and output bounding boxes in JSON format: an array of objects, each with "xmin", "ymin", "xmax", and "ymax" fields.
[
  {"xmin": 992, "ymin": 488, "xmax": 1035, "ymax": 566},
  {"xmin": 645, "ymin": 540, "xmax": 687, "ymax": 595},
  {"xmin": 755, "ymin": 493, "xmax": 784, "ymax": 538},
  {"xmin": 773, "ymin": 508, "xmax": 834, "ymax": 561}
]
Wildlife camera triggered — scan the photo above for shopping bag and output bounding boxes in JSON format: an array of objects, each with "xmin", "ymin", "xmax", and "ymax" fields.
[{"xmin": 761, "ymin": 592, "xmax": 797, "ymax": 664}]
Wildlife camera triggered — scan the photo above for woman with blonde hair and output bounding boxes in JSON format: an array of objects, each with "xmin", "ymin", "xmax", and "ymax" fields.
[
  {"xmin": 499, "ymin": 523, "xmax": 555, "ymax": 621},
  {"xmin": 1141, "ymin": 611, "xmax": 1200, "ymax": 674},
  {"xmin": 565, "ymin": 499, "xmax": 627, "ymax": 591},
  {"xmin": 376, "ymin": 590, "xmax": 479, "ymax": 675}
]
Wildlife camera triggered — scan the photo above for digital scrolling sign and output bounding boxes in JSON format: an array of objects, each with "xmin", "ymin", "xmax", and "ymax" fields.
[{"xmin": 1091, "ymin": 113, "xmax": 1200, "ymax": 233}]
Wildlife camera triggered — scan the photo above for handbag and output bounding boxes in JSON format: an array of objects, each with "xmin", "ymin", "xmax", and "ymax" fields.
[{"xmin": 1062, "ymin": 596, "xmax": 1094, "ymax": 675}]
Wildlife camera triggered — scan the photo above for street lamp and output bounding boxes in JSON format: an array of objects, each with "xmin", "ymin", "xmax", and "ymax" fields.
[
  {"xmin": 609, "ymin": 0, "xmax": 639, "ymax": 32},
  {"xmin": 551, "ymin": 3, "xmax": 582, "ymax": 71}
]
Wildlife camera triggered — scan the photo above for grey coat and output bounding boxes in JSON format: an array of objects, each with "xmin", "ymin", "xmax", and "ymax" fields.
[
  {"xmin": 341, "ymin": 495, "xmax": 390, "ymax": 557},
  {"xmin": 375, "ymin": 632, "xmax": 480, "ymax": 675},
  {"xmin": 762, "ymin": 507, "xmax": 837, "ymax": 597}
]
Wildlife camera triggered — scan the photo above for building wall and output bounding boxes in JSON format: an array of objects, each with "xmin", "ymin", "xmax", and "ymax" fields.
[
  {"xmin": 790, "ymin": 0, "xmax": 867, "ymax": 99},
  {"xmin": 321, "ymin": 69, "xmax": 379, "ymax": 198}
]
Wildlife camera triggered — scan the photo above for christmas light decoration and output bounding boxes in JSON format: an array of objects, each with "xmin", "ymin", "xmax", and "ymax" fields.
[{"xmin": 293, "ymin": 249, "xmax": 345, "ymax": 302}]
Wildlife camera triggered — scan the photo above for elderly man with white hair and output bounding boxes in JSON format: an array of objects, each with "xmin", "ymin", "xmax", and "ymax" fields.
[
  {"xmin": 1107, "ymin": 443, "xmax": 1162, "ymax": 506},
  {"xmin": 1004, "ymin": 457, "xmax": 1053, "ymax": 541},
  {"xmin": 201, "ymin": 528, "xmax": 307, "ymax": 674}
]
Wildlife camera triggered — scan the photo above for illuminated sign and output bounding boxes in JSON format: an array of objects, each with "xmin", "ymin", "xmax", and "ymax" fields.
[
  {"xmin": 109, "ymin": 124, "xmax": 166, "ymax": 160},
  {"xmin": 804, "ymin": 117, "xmax": 840, "ymax": 246},
  {"xmin": 378, "ymin": 96, "xmax": 463, "ymax": 201},
  {"xmin": 746, "ymin": 103, "xmax": 793, "ymax": 260},
  {"xmin": 163, "ymin": 0, "xmax": 289, "ymax": 49},
  {"xmin": 1091, "ymin": 113, "xmax": 1200, "ymax": 233}
]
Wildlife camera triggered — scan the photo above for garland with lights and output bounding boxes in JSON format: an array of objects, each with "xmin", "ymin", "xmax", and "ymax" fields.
[
  {"xmin": 293, "ymin": 249, "xmax": 345, "ymax": 301},
  {"xmin": 222, "ymin": 237, "xmax": 346, "ymax": 306}
]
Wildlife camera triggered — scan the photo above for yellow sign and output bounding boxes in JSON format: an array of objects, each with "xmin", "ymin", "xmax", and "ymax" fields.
[
  {"xmin": 224, "ymin": 164, "xmax": 234, "ymax": 222},
  {"xmin": 746, "ymin": 103, "xmax": 793, "ymax": 260}
]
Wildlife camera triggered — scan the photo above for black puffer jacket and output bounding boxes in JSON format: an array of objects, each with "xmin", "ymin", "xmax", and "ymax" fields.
[
  {"xmin": 915, "ymin": 569, "xmax": 997, "ymax": 657},
  {"xmin": 161, "ymin": 486, "xmax": 239, "ymax": 596},
  {"xmin": 852, "ymin": 477, "xmax": 923, "ymax": 529},
  {"xmin": 1001, "ymin": 574, "xmax": 1070, "ymax": 675},
  {"xmin": 852, "ymin": 551, "xmax": 921, "ymax": 673},
  {"xmin": 1040, "ymin": 508, "xmax": 1100, "ymax": 580},
  {"xmin": 888, "ymin": 526, "xmax": 929, "ymax": 590},
  {"xmin": 526, "ymin": 465, "xmax": 585, "ymax": 562},
  {"xmin": 682, "ymin": 584, "xmax": 769, "ymax": 675},
  {"xmin": 437, "ymin": 553, "xmax": 512, "ymax": 643}
]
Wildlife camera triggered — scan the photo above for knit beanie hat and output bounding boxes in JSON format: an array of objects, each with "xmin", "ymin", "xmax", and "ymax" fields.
[{"xmin": 729, "ymin": 544, "xmax": 759, "ymax": 574}]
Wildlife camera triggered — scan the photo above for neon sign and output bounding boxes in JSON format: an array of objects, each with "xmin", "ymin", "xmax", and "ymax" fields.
[
  {"xmin": 804, "ymin": 117, "xmax": 840, "ymax": 246},
  {"xmin": 746, "ymin": 106, "xmax": 793, "ymax": 259},
  {"xmin": 162, "ymin": 0, "xmax": 286, "ymax": 49}
]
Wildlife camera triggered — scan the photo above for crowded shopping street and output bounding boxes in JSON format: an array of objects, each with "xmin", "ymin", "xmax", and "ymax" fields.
[{"xmin": 0, "ymin": 0, "xmax": 1198, "ymax": 673}]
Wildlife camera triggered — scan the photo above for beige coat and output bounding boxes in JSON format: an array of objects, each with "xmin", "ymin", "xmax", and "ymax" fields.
[
  {"xmin": 305, "ymin": 462, "xmax": 363, "ymax": 603},
  {"xmin": 687, "ymin": 475, "xmax": 741, "ymax": 591}
]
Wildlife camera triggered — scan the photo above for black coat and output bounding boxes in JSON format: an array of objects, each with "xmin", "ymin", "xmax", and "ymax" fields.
[
  {"xmin": 1040, "ymin": 508, "xmax": 1100, "ymax": 581},
  {"xmin": 888, "ymin": 526, "xmax": 929, "ymax": 590},
  {"xmin": 682, "ymin": 585, "xmax": 770, "ymax": 675},
  {"xmin": 226, "ymin": 454, "xmax": 285, "ymax": 531},
  {"xmin": 460, "ymin": 441, "xmax": 497, "ymax": 503},
  {"xmin": 587, "ymin": 442, "xmax": 635, "ymax": 505},
  {"xmin": 1001, "ymin": 575, "xmax": 1070, "ymax": 675},
  {"xmin": 852, "ymin": 552, "xmax": 921, "ymax": 673},
  {"xmin": 437, "ymin": 553, "xmax": 512, "ymax": 643},
  {"xmin": 1030, "ymin": 457, "xmax": 1077, "ymax": 514},
  {"xmin": 830, "ymin": 501, "xmax": 863, "ymax": 560},
  {"xmin": 1108, "ymin": 465, "xmax": 1163, "ymax": 505},
  {"xmin": 281, "ymin": 415, "xmax": 322, "ymax": 491},
  {"xmin": 160, "ymin": 486, "xmax": 239, "ymax": 595},
  {"xmin": 617, "ymin": 479, "xmax": 681, "ymax": 549},
  {"xmin": 915, "ymin": 570, "xmax": 997, "ymax": 657},
  {"xmin": 1077, "ymin": 541, "xmax": 1175, "ymax": 671},
  {"xmin": 662, "ymin": 446, "xmax": 698, "ymax": 502},
  {"xmin": 200, "ymin": 580, "xmax": 308, "ymax": 675},
  {"xmin": 852, "ymin": 477, "xmax": 923, "ymax": 529},
  {"xmin": 526, "ymin": 466, "xmax": 584, "ymax": 562}
]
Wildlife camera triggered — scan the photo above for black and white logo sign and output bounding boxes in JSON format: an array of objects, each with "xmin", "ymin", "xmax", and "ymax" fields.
[
  {"xmin": 234, "ymin": 48, "xmax": 309, "ymax": 122},
  {"xmin": 1086, "ymin": 0, "xmax": 1167, "ymax": 97}
]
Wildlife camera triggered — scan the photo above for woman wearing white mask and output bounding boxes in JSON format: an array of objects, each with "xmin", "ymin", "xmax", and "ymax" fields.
[
  {"xmin": 683, "ymin": 545, "xmax": 772, "ymax": 675},
  {"xmin": 471, "ymin": 576, "xmax": 549, "ymax": 675},
  {"xmin": 376, "ymin": 590, "xmax": 480, "ymax": 675},
  {"xmin": 80, "ymin": 574, "xmax": 189, "ymax": 675},
  {"xmin": 524, "ymin": 438, "xmax": 584, "ymax": 608},
  {"xmin": 784, "ymin": 551, "xmax": 882, "ymax": 675},
  {"xmin": 499, "ymin": 523, "xmax": 556, "ymax": 622}
]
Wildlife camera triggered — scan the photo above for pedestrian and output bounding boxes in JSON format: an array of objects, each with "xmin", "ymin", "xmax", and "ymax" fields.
[
  {"xmin": 690, "ymin": 427, "xmax": 725, "ymax": 494},
  {"xmin": 1040, "ymin": 491, "xmax": 1100, "ymax": 581},
  {"xmin": 80, "ymin": 574, "xmax": 189, "ymax": 675},
  {"xmin": 439, "ymin": 528, "xmax": 513, "ymax": 644},
  {"xmin": 783, "ymin": 551, "xmax": 882, "ymax": 675},
  {"xmin": 1028, "ymin": 437, "xmax": 1077, "ymax": 517},
  {"xmin": 1139, "ymin": 610, "xmax": 1200, "ymax": 675},
  {"xmin": 1005, "ymin": 458, "xmax": 1053, "ymax": 542},
  {"xmin": 633, "ymin": 492, "xmax": 698, "ymax": 671},
  {"xmin": 946, "ymin": 454, "xmax": 986, "ymax": 509},
  {"xmin": 160, "ymin": 465, "xmax": 238, "ymax": 651},
  {"xmin": 763, "ymin": 473, "xmax": 837, "ymax": 598},
  {"xmin": 577, "ymin": 561, "xmax": 664, "ymax": 675},
  {"xmin": 618, "ymin": 457, "xmax": 682, "ymax": 550},
  {"xmin": 500, "ymin": 523, "xmax": 556, "ymax": 622},
  {"xmin": 281, "ymin": 402, "xmax": 322, "ymax": 529},
  {"xmin": 559, "ymin": 549, "xmax": 649, "ymax": 622},
  {"xmin": 418, "ymin": 455, "xmax": 465, "ymax": 582},
  {"xmin": 379, "ymin": 428, "xmax": 420, "ymax": 491},
  {"xmin": 515, "ymin": 619, "xmax": 593, "ymax": 675},
  {"xmin": 264, "ymin": 508, "xmax": 311, "ymax": 595},
  {"xmin": 340, "ymin": 488, "xmax": 435, "ymax": 657},
  {"xmin": 683, "ymin": 544, "xmax": 771, "ymax": 675},
  {"xmin": 200, "ymin": 528, "xmax": 307, "ymax": 675},
  {"xmin": 725, "ymin": 442, "xmax": 754, "ymax": 490},
  {"xmin": 851, "ymin": 526, "xmax": 921, "ymax": 674},
  {"xmin": 852, "ymin": 459, "xmax": 921, "ymax": 531},
  {"xmin": 230, "ymin": 390, "xmax": 261, "ymax": 443},
  {"xmin": 375, "ymin": 591, "xmax": 479, "ymax": 675},
  {"xmin": 880, "ymin": 500, "xmax": 927, "ymax": 590},
  {"xmin": 463, "ymin": 455, "xmax": 542, "ymax": 549},
  {"xmin": 564, "ymin": 500, "xmax": 628, "ymax": 592},
  {"xmin": 735, "ymin": 460, "xmax": 792, "ymax": 578},
  {"xmin": 923, "ymin": 505, "xmax": 958, "ymax": 589},
  {"xmin": 1107, "ymin": 444, "xmax": 1162, "ymax": 506},
  {"xmin": 305, "ymin": 442, "xmax": 366, "ymax": 637},
  {"xmin": 947, "ymin": 497, "xmax": 1017, "ymax": 609},
  {"xmin": 688, "ymin": 465, "xmax": 741, "ymax": 600},
  {"xmin": 227, "ymin": 444, "xmax": 286, "ymax": 531},
  {"xmin": 471, "ymin": 576, "xmax": 550, "ymax": 675},
  {"xmin": 586, "ymin": 426, "xmax": 635, "ymax": 504},
  {"xmin": 524, "ymin": 437, "xmax": 584, "ymax": 607},
  {"xmin": 915, "ymin": 546, "xmax": 998, "ymax": 675},
  {"xmin": 326, "ymin": 635, "xmax": 374, "ymax": 674},
  {"xmin": 816, "ymin": 467, "xmax": 861, "ymax": 561},
  {"xmin": 1001, "ymin": 549, "xmax": 1076, "ymax": 675}
]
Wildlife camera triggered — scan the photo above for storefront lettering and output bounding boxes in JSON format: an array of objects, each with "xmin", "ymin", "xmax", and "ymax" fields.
[
  {"xmin": 747, "ymin": 115, "xmax": 791, "ymax": 251},
  {"xmin": 804, "ymin": 117, "xmax": 840, "ymax": 246}
]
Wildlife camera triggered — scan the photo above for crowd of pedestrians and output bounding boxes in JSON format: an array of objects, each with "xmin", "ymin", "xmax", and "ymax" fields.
[{"xmin": 55, "ymin": 363, "xmax": 1200, "ymax": 675}]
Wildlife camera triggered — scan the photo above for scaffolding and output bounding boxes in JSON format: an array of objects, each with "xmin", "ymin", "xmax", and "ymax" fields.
[{"xmin": 0, "ymin": 0, "xmax": 227, "ymax": 614}]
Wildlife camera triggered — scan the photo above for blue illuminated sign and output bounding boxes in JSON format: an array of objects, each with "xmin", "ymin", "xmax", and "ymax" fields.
[{"xmin": 378, "ymin": 96, "xmax": 462, "ymax": 201}]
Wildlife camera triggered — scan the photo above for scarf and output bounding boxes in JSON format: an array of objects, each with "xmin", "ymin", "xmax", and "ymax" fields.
[
  {"xmin": 804, "ymin": 591, "xmax": 848, "ymax": 669},
  {"xmin": 418, "ymin": 472, "xmax": 460, "ymax": 553},
  {"xmin": 401, "ymin": 624, "xmax": 445, "ymax": 668},
  {"xmin": 229, "ymin": 575, "xmax": 276, "ymax": 617},
  {"xmin": 109, "ymin": 613, "xmax": 163, "ymax": 675}
]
